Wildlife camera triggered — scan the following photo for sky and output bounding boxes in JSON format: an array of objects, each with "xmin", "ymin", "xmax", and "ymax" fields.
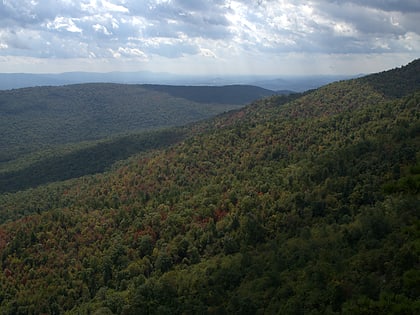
[{"xmin": 0, "ymin": 0, "xmax": 419, "ymax": 75}]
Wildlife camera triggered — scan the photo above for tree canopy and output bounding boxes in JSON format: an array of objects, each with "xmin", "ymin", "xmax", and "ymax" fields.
[{"xmin": 0, "ymin": 60, "xmax": 419, "ymax": 314}]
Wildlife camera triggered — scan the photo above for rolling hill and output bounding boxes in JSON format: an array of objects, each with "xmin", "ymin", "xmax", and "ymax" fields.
[
  {"xmin": 0, "ymin": 60, "xmax": 419, "ymax": 314},
  {"xmin": 0, "ymin": 83, "xmax": 275, "ymax": 165},
  {"xmin": 0, "ymin": 71, "xmax": 351, "ymax": 92}
]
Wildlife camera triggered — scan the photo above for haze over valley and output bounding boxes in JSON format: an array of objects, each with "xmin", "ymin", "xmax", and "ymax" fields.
[{"xmin": 0, "ymin": 71, "xmax": 358, "ymax": 92}]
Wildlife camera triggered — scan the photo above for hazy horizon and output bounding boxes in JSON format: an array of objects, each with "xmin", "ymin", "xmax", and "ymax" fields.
[
  {"xmin": 1, "ymin": 1, "xmax": 419, "ymax": 76},
  {"xmin": 0, "ymin": 70, "xmax": 363, "ymax": 91}
]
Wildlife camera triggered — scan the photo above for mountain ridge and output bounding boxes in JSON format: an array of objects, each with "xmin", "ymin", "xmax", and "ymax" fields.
[
  {"xmin": 0, "ymin": 71, "xmax": 356, "ymax": 92},
  {"xmin": 0, "ymin": 60, "xmax": 418, "ymax": 314},
  {"xmin": 0, "ymin": 83, "xmax": 275, "ymax": 165}
]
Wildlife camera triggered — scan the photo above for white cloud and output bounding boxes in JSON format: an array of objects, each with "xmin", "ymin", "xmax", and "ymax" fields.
[
  {"xmin": 200, "ymin": 48, "xmax": 217, "ymax": 58},
  {"xmin": 81, "ymin": 0, "xmax": 128, "ymax": 14},
  {"xmin": 0, "ymin": 0, "xmax": 418, "ymax": 74},
  {"xmin": 92, "ymin": 23, "xmax": 113, "ymax": 36},
  {"xmin": 116, "ymin": 46, "xmax": 148, "ymax": 58},
  {"xmin": 46, "ymin": 17, "xmax": 82, "ymax": 33}
]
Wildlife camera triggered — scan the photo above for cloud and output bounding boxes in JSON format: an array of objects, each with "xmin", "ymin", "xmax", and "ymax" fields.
[
  {"xmin": 46, "ymin": 17, "xmax": 83, "ymax": 33},
  {"xmin": 81, "ymin": 0, "xmax": 129, "ymax": 14},
  {"xmin": 325, "ymin": 0, "xmax": 420, "ymax": 13},
  {"xmin": 200, "ymin": 48, "xmax": 217, "ymax": 58},
  {"xmin": 0, "ymin": 0, "xmax": 419, "ymax": 74}
]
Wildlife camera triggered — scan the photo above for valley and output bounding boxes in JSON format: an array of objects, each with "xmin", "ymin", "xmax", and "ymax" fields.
[
  {"xmin": 0, "ymin": 60, "xmax": 419, "ymax": 314},
  {"xmin": 0, "ymin": 84, "xmax": 276, "ymax": 192}
]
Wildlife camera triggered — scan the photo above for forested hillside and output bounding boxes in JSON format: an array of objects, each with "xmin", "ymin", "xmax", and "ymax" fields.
[
  {"xmin": 0, "ymin": 60, "xmax": 419, "ymax": 314},
  {"xmin": 0, "ymin": 83, "xmax": 274, "ymax": 165},
  {"xmin": 0, "ymin": 128, "xmax": 188, "ymax": 193}
]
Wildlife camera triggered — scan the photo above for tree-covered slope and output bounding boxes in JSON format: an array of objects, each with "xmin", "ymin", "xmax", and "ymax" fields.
[
  {"xmin": 0, "ymin": 128, "xmax": 187, "ymax": 194},
  {"xmin": 142, "ymin": 84, "xmax": 277, "ymax": 105},
  {"xmin": 0, "ymin": 83, "xmax": 273, "ymax": 164},
  {"xmin": 360, "ymin": 58, "xmax": 420, "ymax": 98},
  {"xmin": 0, "ymin": 60, "xmax": 419, "ymax": 314}
]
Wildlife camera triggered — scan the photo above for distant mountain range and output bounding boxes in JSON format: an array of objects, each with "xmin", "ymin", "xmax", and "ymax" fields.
[{"xmin": 0, "ymin": 71, "xmax": 358, "ymax": 92}]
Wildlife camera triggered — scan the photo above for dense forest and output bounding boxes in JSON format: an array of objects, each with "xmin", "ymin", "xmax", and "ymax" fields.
[
  {"xmin": 0, "ymin": 128, "xmax": 188, "ymax": 193},
  {"xmin": 0, "ymin": 59, "xmax": 419, "ymax": 314},
  {"xmin": 0, "ymin": 83, "xmax": 274, "ymax": 165}
]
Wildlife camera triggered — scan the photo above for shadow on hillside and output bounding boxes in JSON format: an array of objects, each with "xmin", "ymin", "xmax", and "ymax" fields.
[{"xmin": 0, "ymin": 130, "xmax": 186, "ymax": 193}]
